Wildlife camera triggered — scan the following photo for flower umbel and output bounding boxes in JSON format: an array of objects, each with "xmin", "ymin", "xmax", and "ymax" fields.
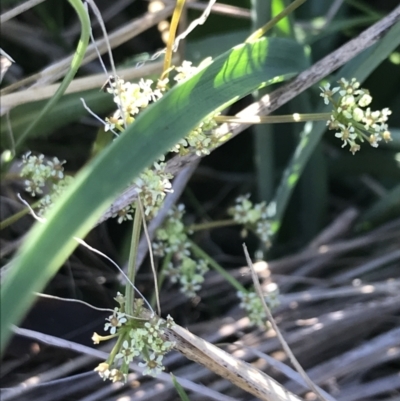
[
  {"xmin": 93, "ymin": 298, "xmax": 175, "ymax": 382},
  {"xmin": 20, "ymin": 152, "xmax": 73, "ymax": 215},
  {"xmin": 228, "ymin": 194, "xmax": 272, "ymax": 247},
  {"xmin": 238, "ymin": 283, "xmax": 280, "ymax": 327},
  {"xmin": 321, "ymin": 78, "xmax": 392, "ymax": 154},
  {"xmin": 153, "ymin": 205, "xmax": 210, "ymax": 298}
]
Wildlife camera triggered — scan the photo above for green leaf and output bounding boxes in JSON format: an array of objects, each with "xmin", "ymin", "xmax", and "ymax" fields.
[
  {"xmin": 171, "ymin": 373, "xmax": 191, "ymax": 401},
  {"xmin": 0, "ymin": 37, "xmax": 307, "ymax": 353}
]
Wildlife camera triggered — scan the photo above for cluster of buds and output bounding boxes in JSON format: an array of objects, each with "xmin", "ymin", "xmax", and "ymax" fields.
[
  {"xmin": 112, "ymin": 158, "xmax": 173, "ymax": 223},
  {"xmin": 170, "ymin": 114, "xmax": 221, "ymax": 156},
  {"xmin": 20, "ymin": 152, "xmax": 73, "ymax": 215},
  {"xmin": 321, "ymin": 78, "xmax": 392, "ymax": 154},
  {"xmin": 228, "ymin": 194, "xmax": 273, "ymax": 247},
  {"xmin": 237, "ymin": 283, "xmax": 280, "ymax": 327},
  {"xmin": 93, "ymin": 294, "xmax": 175, "ymax": 381},
  {"xmin": 153, "ymin": 204, "xmax": 209, "ymax": 298}
]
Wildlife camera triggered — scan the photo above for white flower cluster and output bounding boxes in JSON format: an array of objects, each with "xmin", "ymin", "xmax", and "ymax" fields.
[
  {"xmin": 153, "ymin": 204, "xmax": 209, "ymax": 298},
  {"xmin": 94, "ymin": 295, "xmax": 175, "ymax": 381},
  {"xmin": 135, "ymin": 159, "xmax": 173, "ymax": 218},
  {"xmin": 20, "ymin": 152, "xmax": 73, "ymax": 215},
  {"xmin": 104, "ymin": 78, "xmax": 163, "ymax": 132},
  {"xmin": 228, "ymin": 194, "xmax": 273, "ymax": 246},
  {"xmin": 165, "ymin": 257, "xmax": 209, "ymax": 298},
  {"xmin": 112, "ymin": 159, "xmax": 173, "ymax": 223},
  {"xmin": 103, "ymin": 307, "xmax": 127, "ymax": 335},
  {"xmin": 173, "ymin": 60, "xmax": 199, "ymax": 82},
  {"xmin": 320, "ymin": 78, "xmax": 392, "ymax": 154},
  {"xmin": 238, "ymin": 284, "xmax": 280, "ymax": 327}
]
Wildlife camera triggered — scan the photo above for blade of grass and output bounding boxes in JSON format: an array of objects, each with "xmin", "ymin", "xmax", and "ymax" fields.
[
  {"xmin": 14, "ymin": 0, "xmax": 90, "ymax": 149},
  {"xmin": 171, "ymin": 373, "xmax": 191, "ymax": 401}
]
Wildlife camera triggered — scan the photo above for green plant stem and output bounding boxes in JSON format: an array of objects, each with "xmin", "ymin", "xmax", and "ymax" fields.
[
  {"xmin": 187, "ymin": 219, "xmax": 237, "ymax": 232},
  {"xmin": 125, "ymin": 202, "xmax": 142, "ymax": 317},
  {"xmin": 171, "ymin": 373, "xmax": 191, "ymax": 401},
  {"xmin": 15, "ymin": 0, "xmax": 90, "ymax": 149},
  {"xmin": 189, "ymin": 240, "xmax": 246, "ymax": 293},
  {"xmin": 0, "ymin": 200, "xmax": 41, "ymax": 230},
  {"xmin": 214, "ymin": 113, "xmax": 330, "ymax": 125},
  {"xmin": 107, "ymin": 330, "xmax": 126, "ymax": 364},
  {"xmin": 246, "ymin": 0, "xmax": 306, "ymax": 42},
  {"xmin": 150, "ymin": 252, "xmax": 172, "ymax": 308}
]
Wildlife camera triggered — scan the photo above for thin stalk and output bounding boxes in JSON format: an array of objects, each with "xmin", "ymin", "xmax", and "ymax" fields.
[
  {"xmin": 246, "ymin": 0, "xmax": 307, "ymax": 42},
  {"xmin": 189, "ymin": 240, "xmax": 246, "ymax": 293},
  {"xmin": 107, "ymin": 330, "xmax": 127, "ymax": 364},
  {"xmin": 162, "ymin": 0, "xmax": 186, "ymax": 77},
  {"xmin": 187, "ymin": 219, "xmax": 237, "ymax": 232},
  {"xmin": 125, "ymin": 202, "xmax": 142, "ymax": 317},
  {"xmin": 137, "ymin": 197, "xmax": 160, "ymax": 315},
  {"xmin": 214, "ymin": 113, "xmax": 330, "ymax": 124},
  {"xmin": 15, "ymin": 0, "xmax": 90, "ymax": 148},
  {"xmin": 150, "ymin": 252, "xmax": 172, "ymax": 308},
  {"xmin": 0, "ymin": 200, "xmax": 41, "ymax": 230}
]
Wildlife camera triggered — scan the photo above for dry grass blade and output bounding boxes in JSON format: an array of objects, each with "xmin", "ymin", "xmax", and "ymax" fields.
[{"xmin": 1, "ymin": 60, "xmax": 174, "ymax": 109}]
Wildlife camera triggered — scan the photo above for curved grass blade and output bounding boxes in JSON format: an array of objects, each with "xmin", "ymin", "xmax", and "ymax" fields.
[
  {"xmin": 14, "ymin": 0, "xmax": 90, "ymax": 149},
  {"xmin": 0, "ymin": 37, "xmax": 307, "ymax": 352}
]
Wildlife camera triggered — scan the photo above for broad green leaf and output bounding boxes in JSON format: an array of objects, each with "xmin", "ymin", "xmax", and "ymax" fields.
[{"xmin": 0, "ymin": 37, "xmax": 307, "ymax": 353}]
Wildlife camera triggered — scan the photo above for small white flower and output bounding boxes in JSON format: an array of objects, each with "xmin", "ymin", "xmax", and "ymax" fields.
[
  {"xmin": 104, "ymin": 309, "xmax": 127, "ymax": 334},
  {"xmin": 320, "ymin": 83, "xmax": 339, "ymax": 105},
  {"xmin": 139, "ymin": 354, "xmax": 164, "ymax": 377}
]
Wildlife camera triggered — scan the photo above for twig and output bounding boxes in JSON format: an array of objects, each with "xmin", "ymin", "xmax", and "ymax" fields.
[
  {"xmin": 242, "ymin": 243, "xmax": 331, "ymax": 401},
  {"xmin": 242, "ymin": 346, "xmax": 336, "ymax": 401},
  {"xmin": 161, "ymin": 318, "xmax": 305, "ymax": 401},
  {"xmin": 0, "ymin": 60, "xmax": 171, "ymax": 110}
]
